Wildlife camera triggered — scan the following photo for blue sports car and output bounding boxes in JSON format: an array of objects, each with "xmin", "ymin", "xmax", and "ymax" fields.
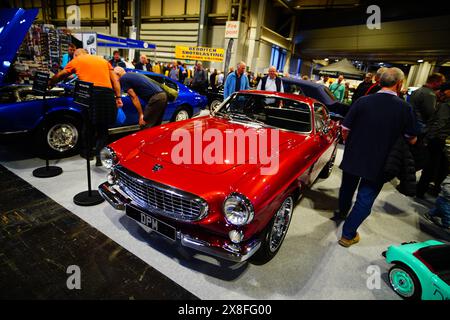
[{"xmin": 0, "ymin": 8, "xmax": 207, "ymax": 158}]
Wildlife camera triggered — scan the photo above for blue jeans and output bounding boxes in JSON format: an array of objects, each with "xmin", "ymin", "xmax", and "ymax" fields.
[
  {"xmin": 429, "ymin": 196, "xmax": 450, "ymax": 228},
  {"xmin": 339, "ymin": 171, "xmax": 384, "ymax": 239}
]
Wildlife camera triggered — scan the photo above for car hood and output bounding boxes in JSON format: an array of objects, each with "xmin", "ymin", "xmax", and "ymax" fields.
[
  {"xmin": 137, "ymin": 116, "xmax": 308, "ymax": 175},
  {"xmin": 0, "ymin": 8, "xmax": 38, "ymax": 87}
]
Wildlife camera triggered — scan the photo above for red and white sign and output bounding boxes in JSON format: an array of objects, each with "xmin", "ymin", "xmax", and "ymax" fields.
[{"xmin": 225, "ymin": 21, "xmax": 240, "ymax": 39}]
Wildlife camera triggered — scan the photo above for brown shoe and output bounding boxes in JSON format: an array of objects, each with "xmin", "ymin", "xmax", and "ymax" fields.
[{"xmin": 338, "ymin": 233, "xmax": 360, "ymax": 247}]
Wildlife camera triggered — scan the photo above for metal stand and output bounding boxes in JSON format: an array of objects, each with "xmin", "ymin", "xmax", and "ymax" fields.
[
  {"xmin": 32, "ymin": 160, "xmax": 63, "ymax": 178},
  {"xmin": 73, "ymin": 101, "xmax": 104, "ymax": 207},
  {"xmin": 33, "ymin": 94, "xmax": 63, "ymax": 178}
]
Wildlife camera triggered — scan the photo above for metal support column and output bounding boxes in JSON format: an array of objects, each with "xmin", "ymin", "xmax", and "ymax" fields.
[
  {"xmin": 133, "ymin": 0, "xmax": 141, "ymax": 61},
  {"xmin": 197, "ymin": 0, "xmax": 210, "ymax": 47}
]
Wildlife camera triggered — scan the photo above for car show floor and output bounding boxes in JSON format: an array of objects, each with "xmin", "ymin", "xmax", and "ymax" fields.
[{"xmin": 1, "ymin": 134, "xmax": 445, "ymax": 300}]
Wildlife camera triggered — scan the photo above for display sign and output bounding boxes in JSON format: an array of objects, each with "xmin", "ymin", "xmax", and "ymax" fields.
[
  {"xmin": 313, "ymin": 69, "xmax": 364, "ymax": 80},
  {"xmin": 74, "ymin": 32, "xmax": 97, "ymax": 55},
  {"xmin": 175, "ymin": 46, "xmax": 224, "ymax": 62},
  {"xmin": 73, "ymin": 81, "xmax": 93, "ymax": 108},
  {"xmin": 32, "ymin": 71, "xmax": 50, "ymax": 94},
  {"xmin": 225, "ymin": 21, "xmax": 240, "ymax": 39}
]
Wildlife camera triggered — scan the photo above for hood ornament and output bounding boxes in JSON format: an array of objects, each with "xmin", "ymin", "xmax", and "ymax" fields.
[{"xmin": 152, "ymin": 164, "xmax": 163, "ymax": 172}]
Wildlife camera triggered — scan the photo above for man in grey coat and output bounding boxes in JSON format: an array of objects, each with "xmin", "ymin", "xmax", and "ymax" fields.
[{"xmin": 410, "ymin": 73, "xmax": 446, "ymax": 135}]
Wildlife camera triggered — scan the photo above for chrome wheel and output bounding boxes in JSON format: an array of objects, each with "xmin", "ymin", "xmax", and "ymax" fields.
[
  {"xmin": 389, "ymin": 267, "xmax": 416, "ymax": 298},
  {"xmin": 209, "ymin": 100, "xmax": 222, "ymax": 112},
  {"xmin": 269, "ymin": 196, "xmax": 294, "ymax": 253},
  {"xmin": 175, "ymin": 110, "xmax": 190, "ymax": 121},
  {"xmin": 47, "ymin": 123, "xmax": 79, "ymax": 152}
]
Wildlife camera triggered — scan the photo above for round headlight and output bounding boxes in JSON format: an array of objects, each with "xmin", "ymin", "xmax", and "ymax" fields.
[
  {"xmin": 223, "ymin": 193, "xmax": 254, "ymax": 226},
  {"xmin": 100, "ymin": 147, "xmax": 118, "ymax": 169}
]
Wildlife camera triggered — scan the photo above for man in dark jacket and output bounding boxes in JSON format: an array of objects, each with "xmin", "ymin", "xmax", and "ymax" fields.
[
  {"xmin": 336, "ymin": 67, "xmax": 417, "ymax": 247},
  {"xmin": 364, "ymin": 67, "xmax": 387, "ymax": 95},
  {"xmin": 410, "ymin": 73, "xmax": 446, "ymax": 135},
  {"xmin": 256, "ymin": 66, "xmax": 284, "ymax": 92},
  {"xmin": 417, "ymin": 82, "xmax": 450, "ymax": 198},
  {"xmin": 135, "ymin": 54, "xmax": 152, "ymax": 72},
  {"xmin": 109, "ymin": 50, "xmax": 126, "ymax": 68},
  {"xmin": 191, "ymin": 62, "xmax": 208, "ymax": 94},
  {"xmin": 351, "ymin": 73, "xmax": 373, "ymax": 104}
]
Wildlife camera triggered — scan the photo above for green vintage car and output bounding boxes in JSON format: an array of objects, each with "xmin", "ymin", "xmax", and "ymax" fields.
[{"xmin": 384, "ymin": 240, "xmax": 450, "ymax": 300}]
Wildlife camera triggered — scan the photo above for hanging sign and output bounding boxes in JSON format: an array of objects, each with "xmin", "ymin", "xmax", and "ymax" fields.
[
  {"xmin": 175, "ymin": 46, "xmax": 225, "ymax": 62},
  {"xmin": 32, "ymin": 72, "xmax": 50, "ymax": 94},
  {"xmin": 74, "ymin": 81, "xmax": 93, "ymax": 108},
  {"xmin": 225, "ymin": 21, "xmax": 240, "ymax": 39}
]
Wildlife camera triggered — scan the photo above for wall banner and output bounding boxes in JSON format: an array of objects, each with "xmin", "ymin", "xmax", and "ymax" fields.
[{"xmin": 175, "ymin": 46, "xmax": 224, "ymax": 62}]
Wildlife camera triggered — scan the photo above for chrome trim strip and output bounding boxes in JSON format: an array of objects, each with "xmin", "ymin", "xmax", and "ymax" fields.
[
  {"xmin": 114, "ymin": 165, "xmax": 209, "ymax": 222},
  {"xmin": 0, "ymin": 130, "xmax": 29, "ymax": 135},
  {"xmin": 180, "ymin": 234, "xmax": 261, "ymax": 262},
  {"xmin": 98, "ymin": 182, "xmax": 130, "ymax": 210},
  {"xmin": 108, "ymin": 125, "xmax": 140, "ymax": 134}
]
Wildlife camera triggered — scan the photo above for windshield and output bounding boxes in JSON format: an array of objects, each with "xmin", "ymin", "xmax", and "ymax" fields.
[
  {"xmin": 216, "ymin": 93, "xmax": 312, "ymax": 133},
  {"xmin": 324, "ymin": 86, "xmax": 337, "ymax": 102}
]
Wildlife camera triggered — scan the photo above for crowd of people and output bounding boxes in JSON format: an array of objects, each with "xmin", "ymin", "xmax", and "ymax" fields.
[
  {"xmin": 336, "ymin": 68, "xmax": 450, "ymax": 245},
  {"xmin": 54, "ymin": 44, "xmax": 450, "ymax": 240}
]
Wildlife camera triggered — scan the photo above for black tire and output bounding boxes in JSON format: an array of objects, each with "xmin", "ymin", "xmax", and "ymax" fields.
[
  {"xmin": 319, "ymin": 148, "xmax": 337, "ymax": 179},
  {"xmin": 252, "ymin": 195, "xmax": 294, "ymax": 264},
  {"xmin": 34, "ymin": 115, "xmax": 82, "ymax": 159},
  {"xmin": 388, "ymin": 264, "xmax": 422, "ymax": 300},
  {"xmin": 209, "ymin": 99, "xmax": 222, "ymax": 113},
  {"xmin": 171, "ymin": 105, "xmax": 192, "ymax": 122}
]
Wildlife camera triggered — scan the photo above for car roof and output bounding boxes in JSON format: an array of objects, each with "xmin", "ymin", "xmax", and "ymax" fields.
[
  {"xmin": 282, "ymin": 77, "xmax": 324, "ymax": 89},
  {"xmin": 239, "ymin": 90, "xmax": 319, "ymax": 106},
  {"xmin": 281, "ymin": 76, "xmax": 336, "ymax": 105}
]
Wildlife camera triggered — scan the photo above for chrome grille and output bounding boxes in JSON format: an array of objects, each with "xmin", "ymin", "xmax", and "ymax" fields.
[{"xmin": 114, "ymin": 166, "xmax": 208, "ymax": 221}]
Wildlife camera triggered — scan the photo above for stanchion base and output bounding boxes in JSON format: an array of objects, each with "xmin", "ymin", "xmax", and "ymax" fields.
[
  {"xmin": 33, "ymin": 166, "xmax": 63, "ymax": 178},
  {"xmin": 73, "ymin": 190, "xmax": 105, "ymax": 206}
]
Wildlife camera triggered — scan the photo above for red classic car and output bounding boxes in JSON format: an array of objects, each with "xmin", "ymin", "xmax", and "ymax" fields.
[{"xmin": 99, "ymin": 91, "xmax": 340, "ymax": 264}]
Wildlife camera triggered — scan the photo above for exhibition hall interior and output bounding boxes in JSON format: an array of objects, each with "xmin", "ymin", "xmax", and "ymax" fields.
[{"xmin": 1, "ymin": 0, "xmax": 450, "ymax": 302}]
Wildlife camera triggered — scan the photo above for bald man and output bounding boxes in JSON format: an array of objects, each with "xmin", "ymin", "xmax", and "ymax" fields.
[
  {"xmin": 223, "ymin": 61, "xmax": 250, "ymax": 98},
  {"xmin": 257, "ymin": 66, "xmax": 284, "ymax": 92},
  {"xmin": 50, "ymin": 49, "xmax": 122, "ymax": 166}
]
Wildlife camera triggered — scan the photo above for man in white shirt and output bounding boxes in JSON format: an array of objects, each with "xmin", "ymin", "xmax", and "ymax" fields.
[
  {"xmin": 217, "ymin": 71, "xmax": 224, "ymax": 86},
  {"xmin": 257, "ymin": 66, "xmax": 284, "ymax": 92}
]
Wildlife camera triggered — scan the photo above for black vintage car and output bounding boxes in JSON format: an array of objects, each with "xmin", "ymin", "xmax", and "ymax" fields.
[
  {"xmin": 206, "ymin": 84, "xmax": 225, "ymax": 112},
  {"xmin": 205, "ymin": 77, "xmax": 349, "ymax": 117}
]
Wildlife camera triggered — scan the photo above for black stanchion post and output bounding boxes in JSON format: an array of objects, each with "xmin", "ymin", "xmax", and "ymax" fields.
[
  {"xmin": 72, "ymin": 81, "xmax": 104, "ymax": 206},
  {"xmin": 32, "ymin": 71, "xmax": 63, "ymax": 178}
]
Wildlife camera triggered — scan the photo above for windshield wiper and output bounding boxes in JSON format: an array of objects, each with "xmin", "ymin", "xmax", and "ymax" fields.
[{"xmin": 227, "ymin": 112, "xmax": 269, "ymax": 127}]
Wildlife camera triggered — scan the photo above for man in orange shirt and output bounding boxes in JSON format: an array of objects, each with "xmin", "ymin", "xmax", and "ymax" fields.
[{"xmin": 50, "ymin": 49, "xmax": 122, "ymax": 166}]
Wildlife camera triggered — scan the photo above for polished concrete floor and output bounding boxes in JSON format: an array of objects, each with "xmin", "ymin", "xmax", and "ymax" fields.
[
  {"xmin": 0, "ymin": 164, "xmax": 197, "ymax": 299},
  {"xmin": 1, "ymin": 133, "xmax": 447, "ymax": 300}
]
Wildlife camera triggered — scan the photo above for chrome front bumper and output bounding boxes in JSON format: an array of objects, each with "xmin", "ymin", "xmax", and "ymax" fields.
[{"xmin": 98, "ymin": 182, "xmax": 261, "ymax": 263}]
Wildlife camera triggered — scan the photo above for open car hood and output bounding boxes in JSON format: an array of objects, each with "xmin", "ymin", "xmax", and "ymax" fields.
[{"xmin": 0, "ymin": 8, "xmax": 39, "ymax": 87}]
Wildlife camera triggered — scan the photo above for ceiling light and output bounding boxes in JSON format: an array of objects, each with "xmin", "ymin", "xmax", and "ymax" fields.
[
  {"xmin": 417, "ymin": 59, "xmax": 424, "ymax": 63},
  {"xmin": 324, "ymin": 58, "xmax": 329, "ymax": 61}
]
